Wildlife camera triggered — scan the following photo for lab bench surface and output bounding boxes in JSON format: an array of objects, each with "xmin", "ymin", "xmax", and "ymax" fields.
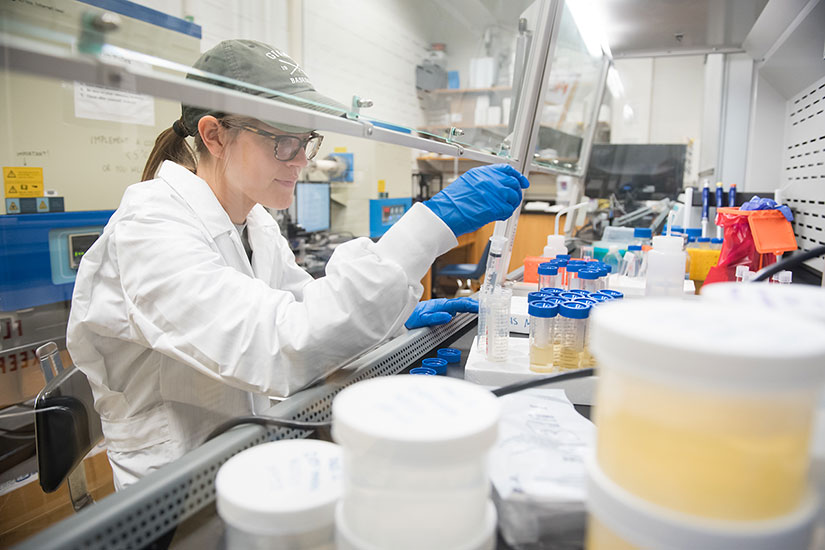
[{"xmin": 156, "ymin": 326, "xmax": 591, "ymax": 550}]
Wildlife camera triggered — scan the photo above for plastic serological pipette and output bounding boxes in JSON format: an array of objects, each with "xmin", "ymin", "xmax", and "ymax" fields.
[
  {"xmin": 477, "ymin": 236, "xmax": 507, "ymax": 357},
  {"xmin": 701, "ymin": 180, "xmax": 710, "ymax": 238}
]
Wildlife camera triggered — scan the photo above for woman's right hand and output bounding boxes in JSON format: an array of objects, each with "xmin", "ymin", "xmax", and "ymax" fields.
[{"xmin": 423, "ymin": 164, "xmax": 530, "ymax": 236}]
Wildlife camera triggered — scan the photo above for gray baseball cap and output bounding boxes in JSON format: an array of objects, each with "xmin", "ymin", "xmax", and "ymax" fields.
[{"xmin": 181, "ymin": 39, "xmax": 348, "ymax": 135}]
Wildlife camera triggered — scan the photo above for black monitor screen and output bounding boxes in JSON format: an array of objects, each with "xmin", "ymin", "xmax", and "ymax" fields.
[
  {"xmin": 585, "ymin": 144, "xmax": 686, "ymax": 200},
  {"xmin": 294, "ymin": 182, "xmax": 331, "ymax": 233}
]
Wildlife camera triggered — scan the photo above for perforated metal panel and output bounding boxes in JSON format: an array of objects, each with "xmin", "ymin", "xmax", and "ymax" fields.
[
  {"xmin": 15, "ymin": 312, "xmax": 476, "ymax": 550},
  {"xmin": 782, "ymin": 75, "xmax": 825, "ymax": 274}
]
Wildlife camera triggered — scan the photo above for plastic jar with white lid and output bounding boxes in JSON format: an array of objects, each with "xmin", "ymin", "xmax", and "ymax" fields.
[
  {"xmin": 590, "ymin": 298, "xmax": 825, "ymax": 521},
  {"xmin": 586, "ymin": 456, "xmax": 819, "ymax": 550},
  {"xmin": 215, "ymin": 439, "xmax": 342, "ymax": 550},
  {"xmin": 332, "ymin": 376, "xmax": 501, "ymax": 550}
]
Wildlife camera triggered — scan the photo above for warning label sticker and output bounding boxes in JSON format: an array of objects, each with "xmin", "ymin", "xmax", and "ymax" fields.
[{"xmin": 3, "ymin": 167, "xmax": 43, "ymax": 197}]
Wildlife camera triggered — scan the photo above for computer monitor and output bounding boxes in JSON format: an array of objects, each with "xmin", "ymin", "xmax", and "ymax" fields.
[
  {"xmin": 585, "ymin": 144, "xmax": 686, "ymax": 200},
  {"xmin": 293, "ymin": 182, "xmax": 331, "ymax": 233}
]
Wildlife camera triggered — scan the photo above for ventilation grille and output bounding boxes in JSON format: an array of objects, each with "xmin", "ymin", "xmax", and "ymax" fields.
[{"xmin": 783, "ymin": 76, "xmax": 825, "ymax": 273}]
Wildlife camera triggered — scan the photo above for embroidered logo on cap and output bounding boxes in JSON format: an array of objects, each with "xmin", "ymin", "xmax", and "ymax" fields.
[{"xmin": 265, "ymin": 49, "xmax": 311, "ymax": 85}]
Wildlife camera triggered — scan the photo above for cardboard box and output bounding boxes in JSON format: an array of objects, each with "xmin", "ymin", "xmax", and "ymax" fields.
[{"xmin": 0, "ymin": 448, "xmax": 114, "ymax": 546}]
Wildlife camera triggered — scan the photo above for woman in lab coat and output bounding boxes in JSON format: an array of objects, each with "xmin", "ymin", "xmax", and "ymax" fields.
[{"xmin": 67, "ymin": 40, "xmax": 528, "ymax": 489}]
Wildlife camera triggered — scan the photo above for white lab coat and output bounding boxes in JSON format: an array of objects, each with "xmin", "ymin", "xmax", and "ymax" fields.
[{"xmin": 67, "ymin": 161, "xmax": 456, "ymax": 489}]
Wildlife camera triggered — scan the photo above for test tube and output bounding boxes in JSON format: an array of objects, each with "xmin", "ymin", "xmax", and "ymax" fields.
[
  {"xmin": 554, "ymin": 302, "xmax": 590, "ymax": 371},
  {"xmin": 485, "ymin": 284, "xmax": 512, "ymax": 362},
  {"xmin": 529, "ymin": 301, "xmax": 558, "ymax": 373}
]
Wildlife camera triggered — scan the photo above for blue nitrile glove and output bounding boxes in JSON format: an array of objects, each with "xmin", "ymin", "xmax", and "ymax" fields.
[
  {"xmin": 405, "ymin": 298, "xmax": 479, "ymax": 330},
  {"xmin": 740, "ymin": 195, "xmax": 794, "ymax": 222},
  {"xmin": 424, "ymin": 164, "xmax": 530, "ymax": 236}
]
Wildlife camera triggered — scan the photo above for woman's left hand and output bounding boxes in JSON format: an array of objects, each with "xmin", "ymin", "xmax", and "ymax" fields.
[{"xmin": 404, "ymin": 298, "xmax": 478, "ymax": 329}]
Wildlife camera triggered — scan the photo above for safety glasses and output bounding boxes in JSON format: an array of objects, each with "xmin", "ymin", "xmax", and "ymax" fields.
[{"xmin": 230, "ymin": 124, "xmax": 324, "ymax": 162}]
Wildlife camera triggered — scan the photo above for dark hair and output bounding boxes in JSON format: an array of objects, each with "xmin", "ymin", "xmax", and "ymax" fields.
[{"xmin": 141, "ymin": 114, "xmax": 250, "ymax": 181}]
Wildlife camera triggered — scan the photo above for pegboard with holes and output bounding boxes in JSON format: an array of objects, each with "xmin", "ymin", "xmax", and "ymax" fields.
[
  {"xmin": 17, "ymin": 311, "xmax": 476, "ymax": 550},
  {"xmin": 782, "ymin": 75, "xmax": 825, "ymax": 274}
]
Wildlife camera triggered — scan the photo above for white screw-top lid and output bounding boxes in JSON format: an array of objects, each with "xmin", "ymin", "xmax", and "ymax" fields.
[
  {"xmin": 590, "ymin": 298, "xmax": 825, "ymax": 391},
  {"xmin": 702, "ymin": 282, "xmax": 825, "ymax": 325},
  {"xmin": 332, "ymin": 376, "xmax": 500, "ymax": 462},
  {"xmin": 652, "ymin": 235, "xmax": 683, "ymax": 252},
  {"xmin": 546, "ymin": 234, "xmax": 565, "ymax": 248},
  {"xmin": 587, "ymin": 456, "xmax": 819, "ymax": 550},
  {"xmin": 216, "ymin": 440, "xmax": 342, "ymax": 535}
]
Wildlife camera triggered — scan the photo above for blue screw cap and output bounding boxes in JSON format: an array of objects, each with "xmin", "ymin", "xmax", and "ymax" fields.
[
  {"xmin": 528, "ymin": 300, "xmax": 559, "ymax": 318},
  {"xmin": 437, "ymin": 348, "xmax": 461, "ymax": 364},
  {"xmin": 421, "ymin": 358, "xmax": 448, "ymax": 375},
  {"xmin": 559, "ymin": 301, "xmax": 591, "ymax": 319},
  {"xmin": 410, "ymin": 367, "xmax": 437, "ymax": 375}
]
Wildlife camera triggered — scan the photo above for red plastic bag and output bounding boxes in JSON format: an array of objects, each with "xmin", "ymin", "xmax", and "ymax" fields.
[{"xmin": 704, "ymin": 210, "xmax": 777, "ymax": 284}]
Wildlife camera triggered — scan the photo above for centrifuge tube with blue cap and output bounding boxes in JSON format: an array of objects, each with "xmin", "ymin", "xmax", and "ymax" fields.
[
  {"xmin": 537, "ymin": 263, "xmax": 561, "ymax": 290},
  {"xmin": 555, "ymin": 302, "xmax": 591, "ymax": 371},
  {"xmin": 529, "ymin": 300, "xmax": 558, "ymax": 373}
]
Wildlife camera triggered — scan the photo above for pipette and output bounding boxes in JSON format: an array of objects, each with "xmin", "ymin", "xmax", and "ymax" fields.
[
  {"xmin": 715, "ymin": 182, "xmax": 724, "ymax": 239},
  {"xmin": 701, "ymin": 180, "xmax": 709, "ymax": 238},
  {"xmin": 683, "ymin": 187, "xmax": 693, "ymax": 229}
]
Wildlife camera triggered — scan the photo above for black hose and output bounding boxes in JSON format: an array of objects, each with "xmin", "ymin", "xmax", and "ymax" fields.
[
  {"xmin": 492, "ymin": 368, "xmax": 595, "ymax": 397},
  {"xmin": 751, "ymin": 244, "xmax": 825, "ymax": 282}
]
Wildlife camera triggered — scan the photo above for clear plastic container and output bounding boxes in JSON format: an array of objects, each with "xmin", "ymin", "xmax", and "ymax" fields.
[
  {"xmin": 570, "ymin": 269, "xmax": 600, "ymax": 292},
  {"xmin": 537, "ymin": 262, "xmax": 561, "ymax": 290},
  {"xmin": 586, "ymin": 456, "xmax": 819, "ymax": 550},
  {"xmin": 551, "ymin": 259, "xmax": 568, "ymax": 288},
  {"xmin": 554, "ymin": 301, "xmax": 591, "ymax": 371},
  {"xmin": 590, "ymin": 299, "xmax": 825, "ymax": 520},
  {"xmin": 216, "ymin": 440, "xmax": 342, "ymax": 550},
  {"xmin": 332, "ymin": 376, "xmax": 500, "ymax": 550},
  {"xmin": 529, "ymin": 300, "xmax": 559, "ymax": 373},
  {"xmin": 486, "ymin": 285, "xmax": 512, "ymax": 362}
]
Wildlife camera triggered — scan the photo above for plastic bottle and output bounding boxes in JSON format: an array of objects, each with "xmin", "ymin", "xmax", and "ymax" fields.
[
  {"xmin": 554, "ymin": 302, "xmax": 590, "ymax": 371},
  {"xmin": 645, "ymin": 236, "xmax": 686, "ymax": 297},
  {"xmin": 529, "ymin": 300, "xmax": 559, "ymax": 373},
  {"xmin": 603, "ymin": 245, "xmax": 622, "ymax": 273},
  {"xmin": 543, "ymin": 234, "xmax": 568, "ymax": 259},
  {"xmin": 633, "ymin": 227, "xmax": 652, "ymax": 247},
  {"xmin": 697, "ymin": 237, "xmax": 711, "ymax": 249},
  {"xmin": 711, "ymin": 238, "xmax": 723, "ymax": 250}
]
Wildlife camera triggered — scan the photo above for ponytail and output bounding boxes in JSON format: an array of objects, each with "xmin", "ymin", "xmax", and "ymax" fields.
[{"xmin": 141, "ymin": 125, "xmax": 197, "ymax": 181}]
